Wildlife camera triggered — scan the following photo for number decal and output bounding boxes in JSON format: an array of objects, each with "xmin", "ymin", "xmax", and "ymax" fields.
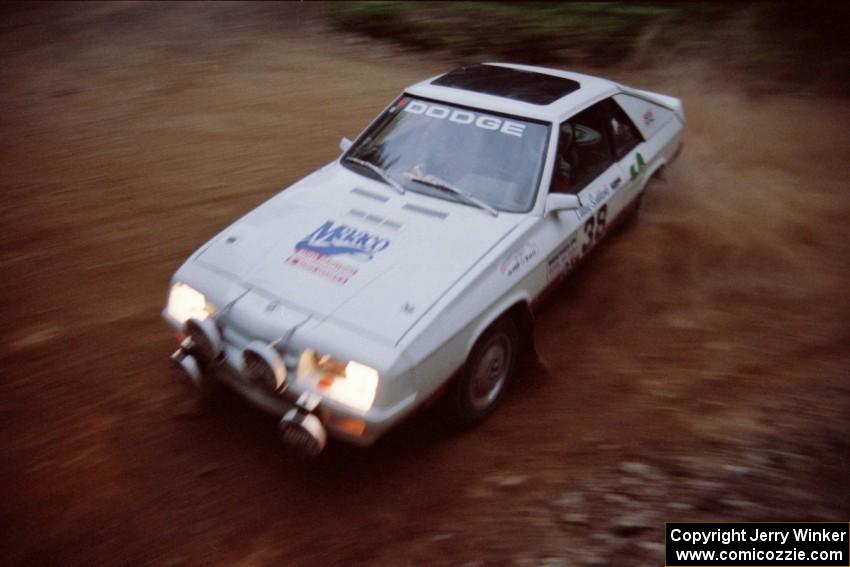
[
  {"xmin": 582, "ymin": 204, "xmax": 608, "ymax": 254},
  {"xmin": 582, "ymin": 216, "xmax": 595, "ymax": 254},
  {"xmin": 595, "ymin": 205, "xmax": 607, "ymax": 240}
]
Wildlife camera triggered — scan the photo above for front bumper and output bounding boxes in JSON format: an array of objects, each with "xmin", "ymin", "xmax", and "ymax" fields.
[{"xmin": 166, "ymin": 316, "xmax": 418, "ymax": 448}]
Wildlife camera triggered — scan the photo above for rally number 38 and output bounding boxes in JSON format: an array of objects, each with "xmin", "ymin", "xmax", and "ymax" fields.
[{"xmin": 164, "ymin": 63, "xmax": 684, "ymax": 455}]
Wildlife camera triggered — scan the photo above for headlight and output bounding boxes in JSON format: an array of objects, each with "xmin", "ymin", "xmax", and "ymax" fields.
[
  {"xmin": 167, "ymin": 282, "xmax": 214, "ymax": 324},
  {"xmin": 297, "ymin": 349, "xmax": 379, "ymax": 412}
]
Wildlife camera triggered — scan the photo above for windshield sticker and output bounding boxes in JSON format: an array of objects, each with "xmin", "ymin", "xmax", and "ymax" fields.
[
  {"xmin": 500, "ymin": 242, "xmax": 538, "ymax": 277},
  {"xmin": 388, "ymin": 97, "xmax": 409, "ymax": 114},
  {"xmin": 295, "ymin": 219, "xmax": 390, "ymax": 261},
  {"xmin": 286, "ymin": 249, "xmax": 357, "ymax": 285},
  {"xmin": 403, "ymin": 100, "xmax": 527, "ymax": 138}
]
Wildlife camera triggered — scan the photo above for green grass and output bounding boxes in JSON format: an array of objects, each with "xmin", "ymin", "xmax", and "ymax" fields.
[
  {"xmin": 326, "ymin": 2, "xmax": 723, "ymax": 64},
  {"xmin": 325, "ymin": 2, "xmax": 850, "ymax": 93}
]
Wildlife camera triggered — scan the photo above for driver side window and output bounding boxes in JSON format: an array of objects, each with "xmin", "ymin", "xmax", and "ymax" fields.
[{"xmin": 550, "ymin": 104, "xmax": 614, "ymax": 194}]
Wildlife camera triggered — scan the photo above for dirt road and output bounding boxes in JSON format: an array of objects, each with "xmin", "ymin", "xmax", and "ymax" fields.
[{"xmin": 2, "ymin": 4, "xmax": 848, "ymax": 566}]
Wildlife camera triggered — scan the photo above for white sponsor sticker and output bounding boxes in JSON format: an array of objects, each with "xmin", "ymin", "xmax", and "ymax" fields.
[
  {"xmin": 404, "ymin": 101, "xmax": 527, "ymax": 138},
  {"xmin": 500, "ymin": 242, "xmax": 538, "ymax": 277}
]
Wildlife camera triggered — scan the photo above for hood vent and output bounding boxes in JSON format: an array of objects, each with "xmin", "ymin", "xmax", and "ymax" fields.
[
  {"xmin": 348, "ymin": 209, "xmax": 403, "ymax": 231},
  {"xmin": 351, "ymin": 187, "xmax": 390, "ymax": 203},
  {"xmin": 402, "ymin": 203, "xmax": 449, "ymax": 219}
]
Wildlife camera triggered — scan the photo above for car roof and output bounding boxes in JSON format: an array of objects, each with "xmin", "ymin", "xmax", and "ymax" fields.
[
  {"xmin": 406, "ymin": 62, "xmax": 619, "ymax": 122},
  {"xmin": 431, "ymin": 63, "xmax": 581, "ymax": 105}
]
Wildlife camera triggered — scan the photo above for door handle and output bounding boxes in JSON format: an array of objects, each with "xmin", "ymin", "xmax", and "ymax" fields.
[{"xmin": 611, "ymin": 177, "xmax": 622, "ymax": 189}]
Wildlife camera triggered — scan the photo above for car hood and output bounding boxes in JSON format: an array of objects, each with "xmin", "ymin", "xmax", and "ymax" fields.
[{"xmin": 195, "ymin": 165, "xmax": 520, "ymax": 345}]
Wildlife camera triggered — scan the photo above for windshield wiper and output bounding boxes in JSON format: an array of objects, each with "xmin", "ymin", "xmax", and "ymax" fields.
[
  {"xmin": 343, "ymin": 156, "xmax": 405, "ymax": 194},
  {"xmin": 403, "ymin": 172, "xmax": 498, "ymax": 217}
]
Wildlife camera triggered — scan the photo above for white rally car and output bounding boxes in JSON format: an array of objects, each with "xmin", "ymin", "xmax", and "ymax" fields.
[{"xmin": 164, "ymin": 63, "xmax": 683, "ymax": 455}]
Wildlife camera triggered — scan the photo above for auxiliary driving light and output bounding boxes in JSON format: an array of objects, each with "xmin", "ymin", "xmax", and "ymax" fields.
[
  {"xmin": 184, "ymin": 317, "xmax": 223, "ymax": 362},
  {"xmin": 278, "ymin": 409, "xmax": 327, "ymax": 456},
  {"xmin": 242, "ymin": 341, "xmax": 287, "ymax": 393}
]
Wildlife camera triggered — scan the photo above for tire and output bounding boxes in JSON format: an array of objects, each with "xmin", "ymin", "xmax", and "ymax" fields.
[{"xmin": 451, "ymin": 316, "xmax": 520, "ymax": 425}]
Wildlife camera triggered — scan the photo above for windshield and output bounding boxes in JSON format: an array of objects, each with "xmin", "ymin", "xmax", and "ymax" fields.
[{"xmin": 344, "ymin": 96, "xmax": 550, "ymax": 213}]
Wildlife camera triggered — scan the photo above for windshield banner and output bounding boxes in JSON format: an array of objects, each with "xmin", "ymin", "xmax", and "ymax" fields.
[{"xmin": 402, "ymin": 100, "xmax": 527, "ymax": 138}]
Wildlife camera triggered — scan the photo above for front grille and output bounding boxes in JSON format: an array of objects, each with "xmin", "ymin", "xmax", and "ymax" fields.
[{"xmin": 219, "ymin": 321, "xmax": 299, "ymax": 373}]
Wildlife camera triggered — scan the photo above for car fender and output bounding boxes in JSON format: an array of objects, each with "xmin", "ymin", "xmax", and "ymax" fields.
[
  {"xmin": 463, "ymin": 293, "xmax": 534, "ymax": 358},
  {"xmin": 642, "ymin": 157, "xmax": 667, "ymax": 188},
  {"xmin": 401, "ymin": 233, "xmax": 541, "ymax": 398}
]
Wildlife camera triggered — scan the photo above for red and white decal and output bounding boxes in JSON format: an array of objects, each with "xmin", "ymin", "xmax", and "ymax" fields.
[{"xmin": 286, "ymin": 249, "xmax": 358, "ymax": 285}]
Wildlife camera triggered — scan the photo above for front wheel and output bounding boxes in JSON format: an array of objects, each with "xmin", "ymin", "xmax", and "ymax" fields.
[{"xmin": 451, "ymin": 317, "xmax": 520, "ymax": 425}]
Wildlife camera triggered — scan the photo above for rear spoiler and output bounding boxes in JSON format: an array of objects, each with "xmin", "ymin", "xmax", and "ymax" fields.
[{"xmin": 620, "ymin": 86, "xmax": 685, "ymax": 123}]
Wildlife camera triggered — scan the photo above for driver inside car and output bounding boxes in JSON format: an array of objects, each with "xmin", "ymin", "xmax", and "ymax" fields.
[
  {"xmin": 552, "ymin": 122, "xmax": 578, "ymax": 193},
  {"xmin": 403, "ymin": 120, "xmax": 468, "ymax": 183}
]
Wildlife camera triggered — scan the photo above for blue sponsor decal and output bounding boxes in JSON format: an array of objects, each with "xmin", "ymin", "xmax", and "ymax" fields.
[
  {"xmin": 296, "ymin": 219, "xmax": 390, "ymax": 261},
  {"xmin": 574, "ymin": 186, "xmax": 611, "ymax": 220}
]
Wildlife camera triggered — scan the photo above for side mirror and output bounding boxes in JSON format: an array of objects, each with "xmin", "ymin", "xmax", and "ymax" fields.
[
  {"xmin": 339, "ymin": 137, "xmax": 353, "ymax": 153},
  {"xmin": 545, "ymin": 193, "xmax": 581, "ymax": 215}
]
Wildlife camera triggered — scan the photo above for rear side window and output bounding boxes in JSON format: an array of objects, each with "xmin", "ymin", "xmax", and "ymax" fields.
[
  {"xmin": 551, "ymin": 103, "xmax": 615, "ymax": 194},
  {"xmin": 599, "ymin": 98, "xmax": 643, "ymax": 159}
]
